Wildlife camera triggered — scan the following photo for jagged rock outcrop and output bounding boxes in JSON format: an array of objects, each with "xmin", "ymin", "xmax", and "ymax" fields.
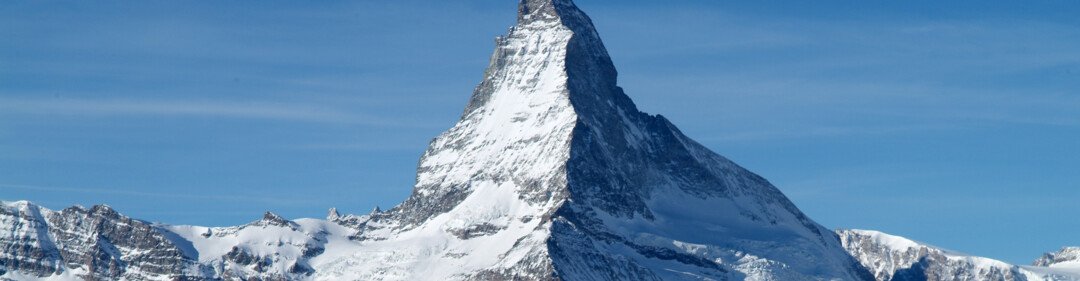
[
  {"xmin": 1036, "ymin": 248, "xmax": 1080, "ymax": 268},
  {"xmin": 0, "ymin": 200, "xmax": 350, "ymax": 280},
  {"xmin": 0, "ymin": 201, "xmax": 197, "ymax": 280},
  {"xmin": 838, "ymin": 229, "xmax": 1080, "ymax": 281}
]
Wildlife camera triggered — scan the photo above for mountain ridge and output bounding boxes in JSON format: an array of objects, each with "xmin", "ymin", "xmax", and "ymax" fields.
[
  {"xmin": 5, "ymin": 201, "xmax": 1077, "ymax": 280},
  {"xmin": 838, "ymin": 229, "xmax": 1080, "ymax": 281},
  {"xmin": 1035, "ymin": 247, "xmax": 1080, "ymax": 269}
]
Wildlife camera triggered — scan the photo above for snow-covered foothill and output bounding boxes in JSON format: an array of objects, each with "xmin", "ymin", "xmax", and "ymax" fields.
[{"xmin": 839, "ymin": 229, "xmax": 1080, "ymax": 281}]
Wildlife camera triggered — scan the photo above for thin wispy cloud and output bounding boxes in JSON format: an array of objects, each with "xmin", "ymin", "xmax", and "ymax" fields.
[
  {"xmin": 0, "ymin": 97, "xmax": 433, "ymax": 128},
  {"xmin": 697, "ymin": 124, "xmax": 957, "ymax": 143},
  {"xmin": 777, "ymin": 167, "xmax": 940, "ymax": 199},
  {"xmin": 282, "ymin": 142, "xmax": 425, "ymax": 152},
  {"xmin": 605, "ymin": 7, "xmax": 1080, "ymax": 145},
  {"xmin": 0, "ymin": 183, "xmax": 317, "ymax": 206}
]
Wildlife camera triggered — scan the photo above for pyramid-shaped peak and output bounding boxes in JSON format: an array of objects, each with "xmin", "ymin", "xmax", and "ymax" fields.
[
  {"xmin": 390, "ymin": 0, "xmax": 624, "ymax": 227},
  {"xmin": 368, "ymin": 2, "xmax": 874, "ymax": 279},
  {"xmin": 326, "ymin": 207, "xmax": 341, "ymax": 221},
  {"xmin": 457, "ymin": 0, "xmax": 615, "ymax": 118}
]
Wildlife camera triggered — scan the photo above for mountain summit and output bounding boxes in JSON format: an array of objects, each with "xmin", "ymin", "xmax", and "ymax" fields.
[{"xmin": 350, "ymin": 0, "xmax": 875, "ymax": 279}]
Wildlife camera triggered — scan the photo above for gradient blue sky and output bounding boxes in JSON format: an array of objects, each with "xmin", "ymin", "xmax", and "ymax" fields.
[{"xmin": 2, "ymin": 1, "xmax": 1078, "ymax": 264}]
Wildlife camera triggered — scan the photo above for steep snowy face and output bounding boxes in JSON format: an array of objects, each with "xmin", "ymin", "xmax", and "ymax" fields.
[
  {"xmin": 327, "ymin": 1, "xmax": 592, "ymax": 279},
  {"xmin": 838, "ymin": 229, "xmax": 1080, "ymax": 281},
  {"xmin": 390, "ymin": 0, "xmax": 581, "ymax": 228},
  {"xmin": 1036, "ymin": 248, "xmax": 1080, "ymax": 268}
]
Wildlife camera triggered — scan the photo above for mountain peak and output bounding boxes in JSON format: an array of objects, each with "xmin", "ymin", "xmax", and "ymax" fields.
[
  {"xmin": 1, "ymin": 200, "xmax": 36, "ymax": 211},
  {"xmin": 360, "ymin": 1, "xmax": 875, "ymax": 279},
  {"xmin": 89, "ymin": 204, "xmax": 120, "ymax": 219},
  {"xmin": 390, "ymin": 0, "xmax": 618, "ymax": 228},
  {"xmin": 517, "ymin": 0, "xmax": 579, "ymax": 23},
  {"xmin": 258, "ymin": 211, "xmax": 297, "ymax": 228},
  {"xmin": 326, "ymin": 207, "xmax": 341, "ymax": 221}
]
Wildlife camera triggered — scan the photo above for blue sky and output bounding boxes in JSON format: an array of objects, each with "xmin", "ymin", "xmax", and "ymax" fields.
[{"xmin": 2, "ymin": 0, "xmax": 1078, "ymax": 264}]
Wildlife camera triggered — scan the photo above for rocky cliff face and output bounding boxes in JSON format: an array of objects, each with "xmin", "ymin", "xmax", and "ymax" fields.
[
  {"xmin": 838, "ymin": 229, "xmax": 1080, "ymax": 281},
  {"xmin": 0, "ymin": 201, "xmax": 197, "ymax": 280}
]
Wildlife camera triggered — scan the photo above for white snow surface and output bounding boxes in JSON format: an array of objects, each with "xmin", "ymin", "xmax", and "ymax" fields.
[{"xmin": 0, "ymin": 269, "xmax": 83, "ymax": 281}]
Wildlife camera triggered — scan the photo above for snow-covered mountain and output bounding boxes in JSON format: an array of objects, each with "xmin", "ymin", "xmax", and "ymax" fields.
[
  {"xmin": 838, "ymin": 229, "xmax": 1080, "ymax": 281},
  {"xmin": 0, "ymin": 201, "xmax": 196, "ymax": 280},
  {"xmin": 2, "ymin": 0, "xmax": 1074, "ymax": 280},
  {"xmin": 322, "ymin": 0, "xmax": 873, "ymax": 279}
]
